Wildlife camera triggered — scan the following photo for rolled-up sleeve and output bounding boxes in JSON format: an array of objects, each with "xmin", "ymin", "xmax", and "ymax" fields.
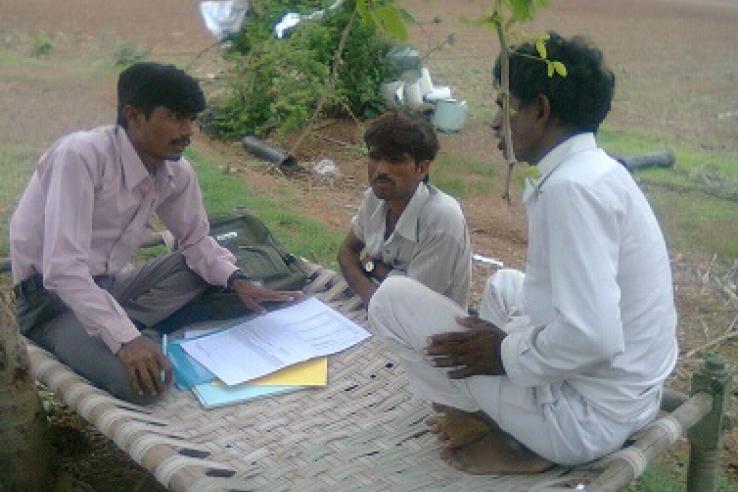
[
  {"xmin": 156, "ymin": 161, "xmax": 238, "ymax": 287},
  {"xmin": 41, "ymin": 145, "xmax": 140, "ymax": 353},
  {"xmin": 501, "ymin": 183, "xmax": 624, "ymax": 387}
]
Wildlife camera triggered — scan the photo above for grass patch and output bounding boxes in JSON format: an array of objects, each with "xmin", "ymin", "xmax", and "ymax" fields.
[
  {"xmin": 31, "ymin": 32, "xmax": 53, "ymax": 57},
  {"xmin": 626, "ymin": 464, "xmax": 738, "ymax": 492},
  {"xmin": 186, "ymin": 147, "xmax": 343, "ymax": 267},
  {"xmin": 0, "ymin": 143, "xmax": 40, "ymax": 255},
  {"xmin": 646, "ymin": 187, "xmax": 738, "ymax": 260},
  {"xmin": 597, "ymin": 125, "xmax": 738, "ymax": 261},
  {"xmin": 433, "ymin": 152, "xmax": 497, "ymax": 198},
  {"xmin": 599, "ymin": 126, "xmax": 738, "ymax": 180},
  {"xmin": 111, "ymin": 40, "xmax": 150, "ymax": 67},
  {"xmin": 0, "ymin": 46, "xmax": 112, "ymax": 88},
  {"xmin": 0, "ymin": 47, "xmax": 47, "ymax": 66}
]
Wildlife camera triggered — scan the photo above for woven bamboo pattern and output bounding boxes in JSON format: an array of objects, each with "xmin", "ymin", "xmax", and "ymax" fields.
[{"xmin": 25, "ymin": 263, "xmax": 676, "ymax": 492}]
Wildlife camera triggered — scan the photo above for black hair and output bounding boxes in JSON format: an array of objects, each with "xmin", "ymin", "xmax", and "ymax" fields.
[
  {"xmin": 364, "ymin": 110, "xmax": 439, "ymax": 184},
  {"xmin": 117, "ymin": 62, "xmax": 206, "ymax": 128},
  {"xmin": 493, "ymin": 32, "xmax": 615, "ymax": 133}
]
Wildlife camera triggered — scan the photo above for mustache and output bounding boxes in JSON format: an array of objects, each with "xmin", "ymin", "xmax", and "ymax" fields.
[
  {"xmin": 373, "ymin": 174, "xmax": 393, "ymax": 183},
  {"xmin": 171, "ymin": 137, "xmax": 191, "ymax": 147}
]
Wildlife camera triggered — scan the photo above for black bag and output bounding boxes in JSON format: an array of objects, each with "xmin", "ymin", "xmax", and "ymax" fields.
[{"xmin": 208, "ymin": 213, "xmax": 309, "ymax": 291}]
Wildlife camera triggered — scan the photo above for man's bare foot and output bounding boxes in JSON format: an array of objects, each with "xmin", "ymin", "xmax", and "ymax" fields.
[
  {"xmin": 441, "ymin": 429, "xmax": 553, "ymax": 475},
  {"xmin": 424, "ymin": 403, "xmax": 494, "ymax": 449}
]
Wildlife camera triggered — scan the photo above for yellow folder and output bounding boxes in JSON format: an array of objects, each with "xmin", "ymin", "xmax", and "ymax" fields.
[{"xmin": 248, "ymin": 357, "xmax": 328, "ymax": 386}]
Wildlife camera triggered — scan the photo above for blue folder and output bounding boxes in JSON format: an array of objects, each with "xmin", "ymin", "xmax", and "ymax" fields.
[
  {"xmin": 165, "ymin": 337, "xmax": 217, "ymax": 390},
  {"xmin": 192, "ymin": 382, "xmax": 299, "ymax": 409}
]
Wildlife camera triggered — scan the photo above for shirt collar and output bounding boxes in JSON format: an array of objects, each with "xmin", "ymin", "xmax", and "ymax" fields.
[
  {"xmin": 115, "ymin": 126, "xmax": 175, "ymax": 190},
  {"xmin": 523, "ymin": 132, "xmax": 597, "ymax": 202},
  {"xmin": 392, "ymin": 182, "xmax": 430, "ymax": 242}
]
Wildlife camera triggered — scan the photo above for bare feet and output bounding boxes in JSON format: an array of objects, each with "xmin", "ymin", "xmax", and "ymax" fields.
[
  {"xmin": 425, "ymin": 403, "xmax": 494, "ymax": 449},
  {"xmin": 442, "ymin": 430, "xmax": 553, "ymax": 475}
]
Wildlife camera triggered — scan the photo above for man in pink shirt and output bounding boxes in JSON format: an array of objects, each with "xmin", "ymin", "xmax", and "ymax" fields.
[{"xmin": 10, "ymin": 63, "xmax": 300, "ymax": 404}]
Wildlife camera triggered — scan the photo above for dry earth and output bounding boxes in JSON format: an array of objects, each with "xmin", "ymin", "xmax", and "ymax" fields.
[{"xmin": 1, "ymin": 0, "xmax": 737, "ymax": 490}]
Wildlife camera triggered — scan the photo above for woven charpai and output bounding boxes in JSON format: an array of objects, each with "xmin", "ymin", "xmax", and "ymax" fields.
[{"xmin": 25, "ymin": 263, "xmax": 600, "ymax": 492}]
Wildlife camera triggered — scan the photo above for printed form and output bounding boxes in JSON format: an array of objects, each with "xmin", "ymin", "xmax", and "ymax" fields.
[{"xmin": 180, "ymin": 297, "xmax": 371, "ymax": 385}]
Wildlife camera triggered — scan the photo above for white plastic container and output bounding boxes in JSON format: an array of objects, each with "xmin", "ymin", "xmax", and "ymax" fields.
[
  {"xmin": 403, "ymin": 79, "xmax": 424, "ymax": 108},
  {"xmin": 432, "ymin": 99, "xmax": 467, "ymax": 132},
  {"xmin": 418, "ymin": 67, "xmax": 434, "ymax": 96},
  {"xmin": 380, "ymin": 81, "xmax": 404, "ymax": 107}
]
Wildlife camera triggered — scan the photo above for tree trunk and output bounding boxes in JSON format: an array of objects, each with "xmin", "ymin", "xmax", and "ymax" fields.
[{"xmin": 0, "ymin": 291, "xmax": 53, "ymax": 492}]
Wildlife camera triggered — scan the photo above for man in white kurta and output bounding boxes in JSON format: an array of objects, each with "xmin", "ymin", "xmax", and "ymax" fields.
[{"xmin": 368, "ymin": 33, "xmax": 678, "ymax": 472}]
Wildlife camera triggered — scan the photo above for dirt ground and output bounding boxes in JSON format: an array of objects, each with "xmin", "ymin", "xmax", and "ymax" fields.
[{"xmin": 1, "ymin": 0, "xmax": 737, "ymax": 490}]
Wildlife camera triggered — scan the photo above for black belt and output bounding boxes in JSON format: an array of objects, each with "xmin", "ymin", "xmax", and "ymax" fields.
[
  {"xmin": 13, "ymin": 273, "xmax": 45, "ymax": 299},
  {"xmin": 13, "ymin": 273, "xmax": 112, "ymax": 299}
]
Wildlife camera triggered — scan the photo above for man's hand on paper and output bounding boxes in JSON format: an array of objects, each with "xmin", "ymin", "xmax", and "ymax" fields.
[
  {"xmin": 424, "ymin": 316, "xmax": 507, "ymax": 379},
  {"xmin": 233, "ymin": 278, "xmax": 303, "ymax": 314},
  {"xmin": 117, "ymin": 335, "xmax": 172, "ymax": 396}
]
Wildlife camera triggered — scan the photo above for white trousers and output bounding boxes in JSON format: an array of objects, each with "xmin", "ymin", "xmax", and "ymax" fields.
[{"xmin": 368, "ymin": 271, "xmax": 649, "ymax": 465}]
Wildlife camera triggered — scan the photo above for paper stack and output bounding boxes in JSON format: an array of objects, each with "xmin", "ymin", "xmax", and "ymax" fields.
[{"xmin": 165, "ymin": 297, "xmax": 370, "ymax": 409}]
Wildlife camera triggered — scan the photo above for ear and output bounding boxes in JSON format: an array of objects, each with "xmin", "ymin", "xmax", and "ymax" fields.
[
  {"xmin": 533, "ymin": 94, "xmax": 552, "ymax": 127},
  {"xmin": 122, "ymin": 105, "xmax": 143, "ymax": 129},
  {"xmin": 416, "ymin": 159, "xmax": 431, "ymax": 181}
]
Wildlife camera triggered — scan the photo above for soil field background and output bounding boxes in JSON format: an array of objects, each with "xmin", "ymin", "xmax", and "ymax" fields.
[{"xmin": 1, "ymin": 0, "xmax": 737, "ymax": 490}]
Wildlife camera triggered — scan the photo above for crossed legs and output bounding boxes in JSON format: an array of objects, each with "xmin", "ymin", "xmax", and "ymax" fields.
[
  {"xmin": 27, "ymin": 253, "xmax": 209, "ymax": 404},
  {"xmin": 368, "ymin": 272, "xmax": 552, "ymax": 473}
]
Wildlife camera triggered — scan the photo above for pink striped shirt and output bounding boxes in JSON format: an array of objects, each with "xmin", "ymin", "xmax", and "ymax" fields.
[{"xmin": 10, "ymin": 125, "xmax": 238, "ymax": 353}]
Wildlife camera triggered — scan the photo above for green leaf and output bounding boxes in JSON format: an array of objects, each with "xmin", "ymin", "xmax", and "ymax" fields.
[
  {"xmin": 446, "ymin": 32, "xmax": 456, "ymax": 46},
  {"xmin": 535, "ymin": 39, "xmax": 547, "ymax": 60},
  {"xmin": 546, "ymin": 61, "xmax": 555, "ymax": 78},
  {"xmin": 552, "ymin": 61, "xmax": 567, "ymax": 77},
  {"xmin": 489, "ymin": 9, "xmax": 504, "ymax": 26},
  {"xmin": 374, "ymin": 4, "xmax": 408, "ymax": 41},
  {"xmin": 355, "ymin": 0, "xmax": 372, "ymax": 26},
  {"xmin": 507, "ymin": 0, "xmax": 533, "ymax": 21}
]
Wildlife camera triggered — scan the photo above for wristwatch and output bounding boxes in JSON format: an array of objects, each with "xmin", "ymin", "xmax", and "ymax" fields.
[
  {"xmin": 363, "ymin": 259, "xmax": 375, "ymax": 275},
  {"xmin": 227, "ymin": 269, "xmax": 251, "ymax": 290}
]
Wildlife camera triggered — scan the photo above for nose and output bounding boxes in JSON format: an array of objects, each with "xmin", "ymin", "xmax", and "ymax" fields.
[
  {"xmin": 371, "ymin": 158, "xmax": 391, "ymax": 177},
  {"xmin": 180, "ymin": 118, "xmax": 196, "ymax": 138},
  {"xmin": 376, "ymin": 159, "xmax": 391, "ymax": 173}
]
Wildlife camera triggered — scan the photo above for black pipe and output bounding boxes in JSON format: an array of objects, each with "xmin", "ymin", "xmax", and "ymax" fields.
[
  {"xmin": 610, "ymin": 149, "xmax": 676, "ymax": 172},
  {"xmin": 241, "ymin": 135, "xmax": 297, "ymax": 168}
]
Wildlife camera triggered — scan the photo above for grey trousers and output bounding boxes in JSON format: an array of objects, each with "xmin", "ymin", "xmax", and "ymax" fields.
[{"xmin": 24, "ymin": 253, "xmax": 211, "ymax": 404}]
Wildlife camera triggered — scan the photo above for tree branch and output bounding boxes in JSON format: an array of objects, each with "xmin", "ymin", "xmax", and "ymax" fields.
[
  {"xmin": 288, "ymin": 9, "xmax": 357, "ymax": 157},
  {"xmin": 495, "ymin": 20, "xmax": 517, "ymax": 205}
]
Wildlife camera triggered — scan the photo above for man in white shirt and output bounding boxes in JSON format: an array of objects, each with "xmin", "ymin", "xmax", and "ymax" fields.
[
  {"xmin": 11, "ymin": 63, "xmax": 300, "ymax": 404},
  {"xmin": 337, "ymin": 111, "xmax": 471, "ymax": 309},
  {"xmin": 368, "ymin": 33, "xmax": 677, "ymax": 473}
]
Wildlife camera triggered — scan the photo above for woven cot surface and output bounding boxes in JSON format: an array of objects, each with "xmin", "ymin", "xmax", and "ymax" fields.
[{"xmin": 26, "ymin": 264, "xmax": 598, "ymax": 491}]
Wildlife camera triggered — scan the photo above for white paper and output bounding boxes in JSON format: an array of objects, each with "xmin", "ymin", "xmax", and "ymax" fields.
[{"xmin": 180, "ymin": 297, "xmax": 370, "ymax": 385}]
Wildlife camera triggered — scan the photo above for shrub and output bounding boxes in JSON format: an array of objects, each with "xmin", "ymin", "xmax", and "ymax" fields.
[
  {"xmin": 209, "ymin": 0, "xmax": 391, "ymax": 138},
  {"xmin": 31, "ymin": 32, "xmax": 53, "ymax": 57},
  {"xmin": 113, "ymin": 40, "xmax": 150, "ymax": 67}
]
